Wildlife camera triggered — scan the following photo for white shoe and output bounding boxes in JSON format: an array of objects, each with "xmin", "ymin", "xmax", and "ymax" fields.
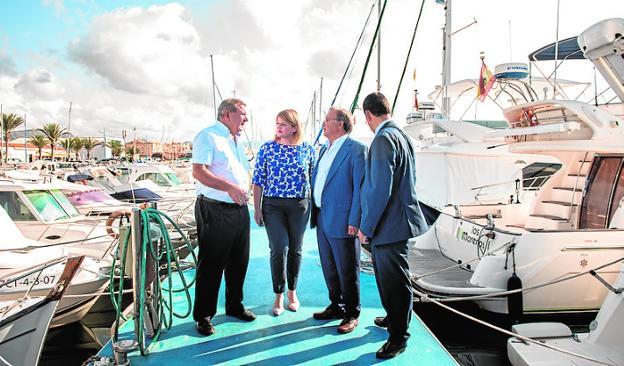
[
  {"xmin": 287, "ymin": 290, "xmax": 300, "ymax": 312},
  {"xmin": 273, "ymin": 294, "xmax": 285, "ymax": 316}
]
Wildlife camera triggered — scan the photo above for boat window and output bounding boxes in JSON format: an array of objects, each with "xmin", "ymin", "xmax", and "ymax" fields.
[
  {"xmin": 67, "ymin": 190, "xmax": 116, "ymax": 206},
  {"xmin": 165, "ymin": 173, "xmax": 181, "ymax": 185},
  {"xmin": 24, "ymin": 190, "xmax": 77, "ymax": 222},
  {"xmin": 137, "ymin": 173, "xmax": 176, "ymax": 186},
  {"xmin": 522, "ymin": 162, "xmax": 562, "ymax": 190},
  {"xmin": 0, "ymin": 191, "xmax": 37, "ymax": 221},
  {"xmin": 609, "ymin": 166, "xmax": 624, "ymax": 225},
  {"xmin": 50, "ymin": 190, "xmax": 81, "ymax": 218},
  {"xmin": 580, "ymin": 156, "xmax": 623, "ymax": 229}
]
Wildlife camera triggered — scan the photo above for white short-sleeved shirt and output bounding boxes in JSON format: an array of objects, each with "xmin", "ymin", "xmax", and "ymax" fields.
[{"xmin": 192, "ymin": 121, "xmax": 250, "ymax": 202}]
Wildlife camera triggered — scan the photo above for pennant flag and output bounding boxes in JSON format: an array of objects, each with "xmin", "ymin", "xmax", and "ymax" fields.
[{"xmin": 477, "ymin": 60, "xmax": 496, "ymax": 102}]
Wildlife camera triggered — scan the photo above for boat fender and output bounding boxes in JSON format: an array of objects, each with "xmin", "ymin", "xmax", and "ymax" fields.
[
  {"xmin": 507, "ymin": 272, "xmax": 523, "ymax": 321},
  {"xmin": 105, "ymin": 209, "xmax": 132, "ymax": 239}
]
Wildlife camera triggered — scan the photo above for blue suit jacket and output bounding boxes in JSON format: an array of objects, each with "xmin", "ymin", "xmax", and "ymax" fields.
[
  {"xmin": 311, "ymin": 136, "xmax": 367, "ymax": 238},
  {"xmin": 360, "ymin": 120, "xmax": 428, "ymax": 245}
]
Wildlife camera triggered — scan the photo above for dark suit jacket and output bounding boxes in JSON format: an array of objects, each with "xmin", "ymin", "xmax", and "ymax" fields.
[
  {"xmin": 311, "ymin": 136, "xmax": 367, "ymax": 238},
  {"xmin": 360, "ymin": 120, "xmax": 428, "ymax": 245}
]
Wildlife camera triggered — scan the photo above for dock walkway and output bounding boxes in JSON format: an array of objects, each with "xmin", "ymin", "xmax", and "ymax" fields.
[{"xmin": 99, "ymin": 216, "xmax": 457, "ymax": 365}]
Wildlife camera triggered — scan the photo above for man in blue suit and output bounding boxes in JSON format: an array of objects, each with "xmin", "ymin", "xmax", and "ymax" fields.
[
  {"xmin": 357, "ymin": 92, "xmax": 428, "ymax": 359},
  {"xmin": 311, "ymin": 107, "xmax": 367, "ymax": 334}
]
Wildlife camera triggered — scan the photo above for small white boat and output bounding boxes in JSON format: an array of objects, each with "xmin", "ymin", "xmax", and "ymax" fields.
[
  {"xmin": 0, "ymin": 256, "xmax": 83, "ymax": 366},
  {"xmin": 507, "ymin": 260, "xmax": 624, "ymax": 365},
  {"xmin": 0, "ymin": 173, "xmax": 118, "ymax": 260},
  {"xmin": 0, "ymin": 207, "xmax": 110, "ymax": 327}
]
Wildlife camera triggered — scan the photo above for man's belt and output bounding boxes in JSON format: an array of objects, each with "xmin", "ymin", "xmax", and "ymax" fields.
[{"xmin": 199, "ymin": 195, "xmax": 239, "ymax": 207}]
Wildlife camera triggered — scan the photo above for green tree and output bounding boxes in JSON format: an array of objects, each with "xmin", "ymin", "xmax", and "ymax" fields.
[
  {"xmin": 72, "ymin": 137, "xmax": 84, "ymax": 160},
  {"xmin": 81, "ymin": 137, "xmax": 101, "ymax": 160},
  {"xmin": 107, "ymin": 140, "xmax": 123, "ymax": 158},
  {"xmin": 125, "ymin": 146, "xmax": 138, "ymax": 162},
  {"xmin": 29, "ymin": 134, "xmax": 48, "ymax": 160},
  {"xmin": 61, "ymin": 138, "xmax": 74, "ymax": 160},
  {"xmin": 2, "ymin": 113, "xmax": 25, "ymax": 164},
  {"xmin": 39, "ymin": 123, "xmax": 66, "ymax": 161}
]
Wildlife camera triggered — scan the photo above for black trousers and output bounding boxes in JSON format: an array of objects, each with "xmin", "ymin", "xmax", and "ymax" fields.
[
  {"xmin": 262, "ymin": 196, "xmax": 310, "ymax": 294},
  {"xmin": 193, "ymin": 197, "xmax": 250, "ymax": 321},
  {"xmin": 316, "ymin": 209, "xmax": 361, "ymax": 318},
  {"xmin": 371, "ymin": 241, "xmax": 413, "ymax": 344}
]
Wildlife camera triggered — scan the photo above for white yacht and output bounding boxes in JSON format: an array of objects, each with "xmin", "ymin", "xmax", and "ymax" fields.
[
  {"xmin": 0, "ymin": 207, "xmax": 110, "ymax": 327},
  {"xmin": 410, "ymin": 18, "xmax": 624, "ymax": 316},
  {"xmin": 0, "ymin": 174, "xmax": 117, "ymax": 260}
]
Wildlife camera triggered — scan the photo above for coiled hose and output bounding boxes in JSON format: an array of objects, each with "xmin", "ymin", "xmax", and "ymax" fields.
[{"xmin": 108, "ymin": 207, "xmax": 197, "ymax": 356}]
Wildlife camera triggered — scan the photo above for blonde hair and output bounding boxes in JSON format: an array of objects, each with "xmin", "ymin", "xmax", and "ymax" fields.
[{"xmin": 274, "ymin": 109, "xmax": 304, "ymax": 145}]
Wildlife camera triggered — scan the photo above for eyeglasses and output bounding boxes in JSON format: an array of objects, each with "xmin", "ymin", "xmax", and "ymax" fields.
[{"xmin": 324, "ymin": 118, "xmax": 340, "ymax": 123}]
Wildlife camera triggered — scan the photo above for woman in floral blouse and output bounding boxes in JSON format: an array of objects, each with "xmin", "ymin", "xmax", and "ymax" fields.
[{"xmin": 252, "ymin": 109, "xmax": 315, "ymax": 316}]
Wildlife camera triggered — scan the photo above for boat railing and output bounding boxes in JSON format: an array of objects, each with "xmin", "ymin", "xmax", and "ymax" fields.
[{"xmin": 471, "ymin": 173, "xmax": 556, "ymax": 202}]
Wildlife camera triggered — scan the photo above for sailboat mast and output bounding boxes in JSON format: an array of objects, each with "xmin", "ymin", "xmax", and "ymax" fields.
[
  {"xmin": 210, "ymin": 54, "xmax": 217, "ymax": 121},
  {"xmin": 441, "ymin": 0, "xmax": 452, "ymax": 118}
]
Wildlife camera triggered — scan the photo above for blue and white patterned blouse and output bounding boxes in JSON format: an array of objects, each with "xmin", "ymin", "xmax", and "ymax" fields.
[{"xmin": 252, "ymin": 141, "xmax": 316, "ymax": 198}]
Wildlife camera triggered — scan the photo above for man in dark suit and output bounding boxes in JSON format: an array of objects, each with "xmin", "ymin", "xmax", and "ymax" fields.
[
  {"xmin": 357, "ymin": 92, "xmax": 428, "ymax": 359},
  {"xmin": 311, "ymin": 107, "xmax": 367, "ymax": 334}
]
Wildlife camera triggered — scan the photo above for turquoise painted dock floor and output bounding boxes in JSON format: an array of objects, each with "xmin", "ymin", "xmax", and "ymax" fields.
[{"xmin": 99, "ymin": 215, "xmax": 457, "ymax": 365}]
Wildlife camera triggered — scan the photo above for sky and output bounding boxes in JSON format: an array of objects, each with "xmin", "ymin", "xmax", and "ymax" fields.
[{"xmin": 1, "ymin": 0, "xmax": 623, "ymax": 143}]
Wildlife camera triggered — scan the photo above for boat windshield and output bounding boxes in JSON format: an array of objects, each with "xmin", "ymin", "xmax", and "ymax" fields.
[
  {"xmin": 24, "ymin": 190, "xmax": 81, "ymax": 221},
  {"xmin": 67, "ymin": 190, "xmax": 117, "ymax": 206},
  {"xmin": 137, "ymin": 172, "xmax": 180, "ymax": 186}
]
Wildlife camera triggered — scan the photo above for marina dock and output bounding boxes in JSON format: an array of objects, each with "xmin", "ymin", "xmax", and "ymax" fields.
[{"xmin": 98, "ymin": 218, "xmax": 457, "ymax": 365}]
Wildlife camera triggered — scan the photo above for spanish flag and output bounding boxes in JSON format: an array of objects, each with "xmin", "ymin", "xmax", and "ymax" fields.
[{"xmin": 477, "ymin": 60, "xmax": 496, "ymax": 102}]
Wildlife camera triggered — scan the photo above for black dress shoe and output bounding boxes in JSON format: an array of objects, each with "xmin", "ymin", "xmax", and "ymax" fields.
[
  {"xmin": 374, "ymin": 316, "xmax": 388, "ymax": 328},
  {"xmin": 226, "ymin": 309, "xmax": 256, "ymax": 322},
  {"xmin": 196, "ymin": 318, "xmax": 215, "ymax": 336},
  {"xmin": 376, "ymin": 341, "xmax": 407, "ymax": 359},
  {"xmin": 313, "ymin": 306, "xmax": 345, "ymax": 320}
]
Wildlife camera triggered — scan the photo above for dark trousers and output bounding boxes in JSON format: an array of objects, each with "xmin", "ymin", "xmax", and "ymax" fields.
[
  {"xmin": 371, "ymin": 241, "xmax": 412, "ymax": 344},
  {"xmin": 193, "ymin": 197, "xmax": 250, "ymax": 321},
  {"xmin": 316, "ymin": 209, "xmax": 361, "ymax": 318},
  {"xmin": 262, "ymin": 196, "xmax": 310, "ymax": 294}
]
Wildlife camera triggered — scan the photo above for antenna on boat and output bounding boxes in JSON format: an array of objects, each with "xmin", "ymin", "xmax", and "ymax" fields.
[
  {"xmin": 508, "ymin": 20, "xmax": 513, "ymax": 62},
  {"xmin": 439, "ymin": 0, "xmax": 452, "ymax": 118},
  {"xmin": 553, "ymin": 0, "xmax": 561, "ymax": 98}
]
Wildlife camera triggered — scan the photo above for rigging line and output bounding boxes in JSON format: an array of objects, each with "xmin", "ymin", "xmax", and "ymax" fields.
[
  {"xmin": 391, "ymin": 0, "xmax": 426, "ymax": 113},
  {"xmin": 312, "ymin": 0, "xmax": 376, "ymax": 145},
  {"xmin": 330, "ymin": 0, "xmax": 376, "ymax": 108},
  {"xmin": 427, "ymin": 297, "xmax": 616, "ymax": 366},
  {"xmin": 349, "ymin": 0, "xmax": 388, "ymax": 115}
]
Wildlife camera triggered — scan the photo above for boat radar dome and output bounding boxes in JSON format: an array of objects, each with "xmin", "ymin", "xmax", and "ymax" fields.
[{"xmin": 494, "ymin": 63, "xmax": 529, "ymax": 79}]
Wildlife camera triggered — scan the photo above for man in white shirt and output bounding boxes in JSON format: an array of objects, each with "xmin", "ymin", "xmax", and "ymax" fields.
[
  {"xmin": 192, "ymin": 98, "xmax": 256, "ymax": 336},
  {"xmin": 311, "ymin": 107, "xmax": 367, "ymax": 334}
]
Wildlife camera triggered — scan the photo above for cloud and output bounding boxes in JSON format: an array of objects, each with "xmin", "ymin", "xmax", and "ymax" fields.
[
  {"xmin": 309, "ymin": 49, "xmax": 346, "ymax": 79},
  {"xmin": 14, "ymin": 68, "xmax": 64, "ymax": 101},
  {"xmin": 69, "ymin": 3, "xmax": 238, "ymax": 103},
  {"xmin": 0, "ymin": 54, "xmax": 17, "ymax": 76},
  {"xmin": 42, "ymin": 0, "xmax": 64, "ymax": 14}
]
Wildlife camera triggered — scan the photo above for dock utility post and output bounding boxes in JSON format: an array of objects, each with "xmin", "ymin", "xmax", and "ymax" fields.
[{"xmin": 578, "ymin": 18, "xmax": 624, "ymax": 103}]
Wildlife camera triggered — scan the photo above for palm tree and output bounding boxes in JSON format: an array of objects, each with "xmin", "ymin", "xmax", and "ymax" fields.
[
  {"xmin": 71, "ymin": 137, "xmax": 84, "ymax": 160},
  {"xmin": 107, "ymin": 140, "xmax": 123, "ymax": 158},
  {"xmin": 61, "ymin": 138, "xmax": 74, "ymax": 160},
  {"xmin": 125, "ymin": 146, "xmax": 138, "ymax": 162},
  {"xmin": 81, "ymin": 137, "xmax": 101, "ymax": 160},
  {"xmin": 29, "ymin": 134, "xmax": 48, "ymax": 160},
  {"xmin": 2, "ymin": 113, "xmax": 25, "ymax": 164},
  {"xmin": 39, "ymin": 123, "xmax": 66, "ymax": 161}
]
